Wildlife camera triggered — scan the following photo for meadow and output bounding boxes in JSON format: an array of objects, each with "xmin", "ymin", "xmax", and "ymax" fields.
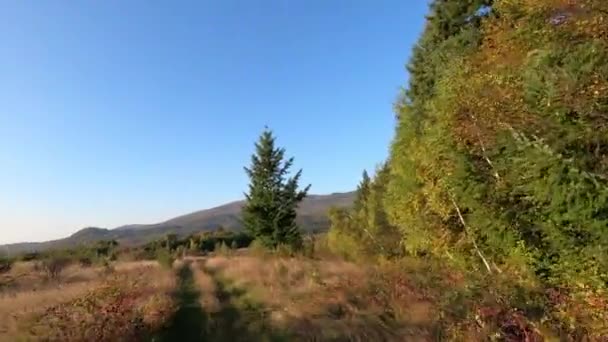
[
  {"xmin": 0, "ymin": 249, "xmax": 452, "ymax": 342},
  {"xmin": 2, "ymin": 246, "xmax": 555, "ymax": 341},
  {"xmin": 0, "ymin": 259, "xmax": 175, "ymax": 341}
]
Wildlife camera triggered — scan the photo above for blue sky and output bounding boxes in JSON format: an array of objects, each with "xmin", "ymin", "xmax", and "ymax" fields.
[{"xmin": 0, "ymin": 1, "xmax": 428, "ymax": 244}]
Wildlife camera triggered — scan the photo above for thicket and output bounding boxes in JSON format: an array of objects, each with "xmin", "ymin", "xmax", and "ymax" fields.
[
  {"xmin": 14, "ymin": 240, "xmax": 119, "ymax": 266},
  {"xmin": 0, "ymin": 256, "xmax": 13, "ymax": 274},
  {"xmin": 9, "ymin": 230, "xmax": 252, "ymax": 269},
  {"xmin": 328, "ymin": 0, "xmax": 608, "ymax": 338},
  {"xmin": 7, "ymin": 240, "xmax": 119, "ymax": 280},
  {"xmin": 155, "ymin": 249, "xmax": 175, "ymax": 269},
  {"xmin": 38, "ymin": 255, "xmax": 71, "ymax": 280},
  {"xmin": 141, "ymin": 230, "xmax": 253, "ymax": 258}
]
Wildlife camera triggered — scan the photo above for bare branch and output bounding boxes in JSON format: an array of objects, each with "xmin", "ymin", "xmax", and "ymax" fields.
[
  {"xmin": 450, "ymin": 194, "xmax": 493, "ymax": 274},
  {"xmin": 469, "ymin": 113, "xmax": 500, "ymax": 181}
]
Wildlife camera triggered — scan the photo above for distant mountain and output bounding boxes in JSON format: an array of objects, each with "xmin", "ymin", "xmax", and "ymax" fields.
[{"xmin": 2, "ymin": 192, "xmax": 355, "ymax": 254}]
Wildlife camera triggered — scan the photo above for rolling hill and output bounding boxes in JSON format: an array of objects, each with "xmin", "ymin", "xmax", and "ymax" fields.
[{"xmin": 1, "ymin": 192, "xmax": 355, "ymax": 253}]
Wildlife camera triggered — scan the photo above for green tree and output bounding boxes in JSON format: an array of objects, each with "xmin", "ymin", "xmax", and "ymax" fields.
[
  {"xmin": 328, "ymin": 164, "xmax": 401, "ymax": 259},
  {"xmin": 242, "ymin": 128, "xmax": 310, "ymax": 249},
  {"xmin": 165, "ymin": 234, "xmax": 178, "ymax": 251},
  {"xmin": 0, "ymin": 255, "xmax": 13, "ymax": 274},
  {"xmin": 94, "ymin": 240, "xmax": 118, "ymax": 259},
  {"xmin": 353, "ymin": 170, "xmax": 371, "ymax": 212},
  {"xmin": 387, "ymin": 0, "xmax": 495, "ymax": 259},
  {"xmin": 189, "ymin": 235, "xmax": 201, "ymax": 251}
]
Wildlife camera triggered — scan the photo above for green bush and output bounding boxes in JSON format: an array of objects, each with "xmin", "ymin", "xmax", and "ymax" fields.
[
  {"xmin": 0, "ymin": 257, "xmax": 13, "ymax": 274},
  {"xmin": 175, "ymin": 246, "xmax": 185, "ymax": 259},
  {"xmin": 20, "ymin": 252, "xmax": 41, "ymax": 262},
  {"xmin": 78, "ymin": 256, "xmax": 93, "ymax": 268},
  {"xmin": 214, "ymin": 241, "xmax": 231, "ymax": 256},
  {"xmin": 327, "ymin": 224, "xmax": 365, "ymax": 261},
  {"xmin": 155, "ymin": 250, "xmax": 174, "ymax": 269},
  {"xmin": 248, "ymin": 240, "xmax": 269, "ymax": 258}
]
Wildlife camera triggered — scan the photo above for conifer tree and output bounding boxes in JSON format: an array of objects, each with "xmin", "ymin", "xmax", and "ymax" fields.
[
  {"xmin": 353, "ymin": 170, "xmax": 370, "ymax": 213},
  {"xmin": 242, "ymin": 128, "xmax": 310, "ymax": 249}
]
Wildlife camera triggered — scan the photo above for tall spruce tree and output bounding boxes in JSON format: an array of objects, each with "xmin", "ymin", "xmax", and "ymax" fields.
[{"xmin": 242, "ymin": 128, "xmax": 310, "ymax": 249}]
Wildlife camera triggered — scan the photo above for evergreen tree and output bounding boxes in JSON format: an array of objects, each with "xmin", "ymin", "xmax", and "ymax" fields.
[
  {"xmin": 353, "ymin": 170, "xmax": 370, "ymax": 212},
  {"xmin": 388, "ymin": 0, "xmax": 494, "ymax": 258},
  {"xmin": 328, "ymin": 164, "xmax": 401, "ymax": 259},
  {"xmin": 242, "ymin": 128, "xmax": 310, "ymax": 249}
]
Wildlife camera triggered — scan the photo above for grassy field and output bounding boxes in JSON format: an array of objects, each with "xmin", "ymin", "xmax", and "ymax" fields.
[
  {"xmin": 197, "ymin": 255, "xmax": 434, "ymax": 341},
  {"xmin": 0, "ymin": 260, "xmax": 177, "ymax": 341},
  {"xmin": 0, "ymin": 252, "xmax": 543, "ymax": 341},
  {"xmin": 0, "ymin": 254, "xmax": 437, "ymax": 341}
]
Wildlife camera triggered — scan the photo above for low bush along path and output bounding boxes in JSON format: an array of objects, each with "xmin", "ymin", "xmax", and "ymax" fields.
[{"xmin": 153, "ymin": 260, "xmax": 286, "ymax": 342}]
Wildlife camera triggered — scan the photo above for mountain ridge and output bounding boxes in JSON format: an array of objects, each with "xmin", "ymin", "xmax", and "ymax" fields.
[{"xmin": 1, "ymin": 191, "xmax": 355, "ymax": 253}]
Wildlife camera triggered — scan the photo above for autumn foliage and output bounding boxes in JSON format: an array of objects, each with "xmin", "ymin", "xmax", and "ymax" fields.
[{"xmin": 328, "ymin": 0, "xmax": 608, "ymax": 339}]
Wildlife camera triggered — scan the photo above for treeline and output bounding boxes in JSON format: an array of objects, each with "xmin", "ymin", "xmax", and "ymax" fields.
[
  {"xmin": 6, "ymin": 240, "xmax": 119, "ymax": 266},
  {"xmin": 0, "ymin": 229, "xmax": 253, "ymax": 273},
  {"xmin": 329, "ymin": 0, "xmax": 608, "ymax": 337},
  {"xmin": 140, "ymin": 229, "xmax": 253, "ymax": 258},
  {"xmin": 0, "ymin": 240, "xmax": 120, "ymax": 279}
]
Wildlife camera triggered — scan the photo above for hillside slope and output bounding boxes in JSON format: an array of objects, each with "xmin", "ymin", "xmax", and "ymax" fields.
[{"xmin": 2, "ymin": 192, "xmax": 354, "ymax": 253}]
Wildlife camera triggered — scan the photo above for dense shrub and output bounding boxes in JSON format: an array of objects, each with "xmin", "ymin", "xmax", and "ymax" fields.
[
  {"xmin": 78, "ymin": 256, "xmax": 93, "ymax": 268},
  {"xmin": 0, "ymin": 257, "xmax": 13, "ymax": 274},
  {"xmin": 248, "ymin": 240, "xmax": 269, "ymax": 258},
  {"xmin": 214, "ymin": 241, "xmax": 231, "ymax": 256},
  {"xmin": 39, "ymin": 255, "xmax": 71, "ymax": 280},
  {"xmin": 20, "ymin": 252, "xmax": 41, "ymax": 262},
  {"xmin": 327, "ymin": 166, "xmax": 401, "ymax": 260},
  {"xmin": 142, "ymin": 230, "xmax": 253, "ymax": 258},
  {"xmin": 155, "ymin": 250, "xmax": 174, "ymax": 269}
]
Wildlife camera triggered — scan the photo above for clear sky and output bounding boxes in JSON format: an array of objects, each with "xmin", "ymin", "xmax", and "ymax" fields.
[{"xmin": 0, "ymin": 1, "xmax": 428, "ymax": 244}]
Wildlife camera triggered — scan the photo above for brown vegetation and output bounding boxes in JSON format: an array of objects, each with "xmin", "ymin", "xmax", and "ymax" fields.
[
  {"xmin": 0, "ymin": 247, "xmax": 570, "ymax": 341},
  {"xmin": 204, "ymin": 254, "xmax": 437, "ymax": 341},
  {"xmin": 0, "ymin": 261, "xmax": 177, "ymax": 341}
]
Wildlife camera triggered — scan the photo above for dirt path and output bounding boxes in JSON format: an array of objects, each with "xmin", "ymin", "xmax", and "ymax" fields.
[
  {"xmin": 153, "ymin": 262, "xmax": 206, "ymax": 341},
  {"xmin": 202, "ymin": 264, "xmax": 287, "ymax": 341},
  {"xmin": 153, "ymin": 261, "xmax": 287, "ymax": 342}
]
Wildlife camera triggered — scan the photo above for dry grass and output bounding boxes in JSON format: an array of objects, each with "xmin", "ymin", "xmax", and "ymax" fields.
[
  {"xmin": 191, "ymin": 261, "xmax": 220, "ymax": 312},
  {"xmin": 113, "ymin": 260, "xmax": 159, "ymax": 272},
  {"xmin": 124, "ymin": 263, "xmax": 178, "ymax": 331},
  {"xmin": 205, "ymin": 255, "xmax": 366, "ymax": 317},
  {"xmin": 0, "ymin": 261, "xmax": 108, "ymax": 337},
  {"xmin": 0, "ymin": 279, "xmax": 99, "ymax": 337},
  {"xmin": 0, "ymin": 255, "xmax": 447, "ymax": 341},
  {"xmin": 0, "ymin": 261, "xmax": 178, "ymax": 341},
  {"xmin": 204, "ymin": 254, "xmax": 433, "ymax": 341},
  {"xmin": 0, "ymin": 261, "xmax": 107, "ymax": 294}
]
